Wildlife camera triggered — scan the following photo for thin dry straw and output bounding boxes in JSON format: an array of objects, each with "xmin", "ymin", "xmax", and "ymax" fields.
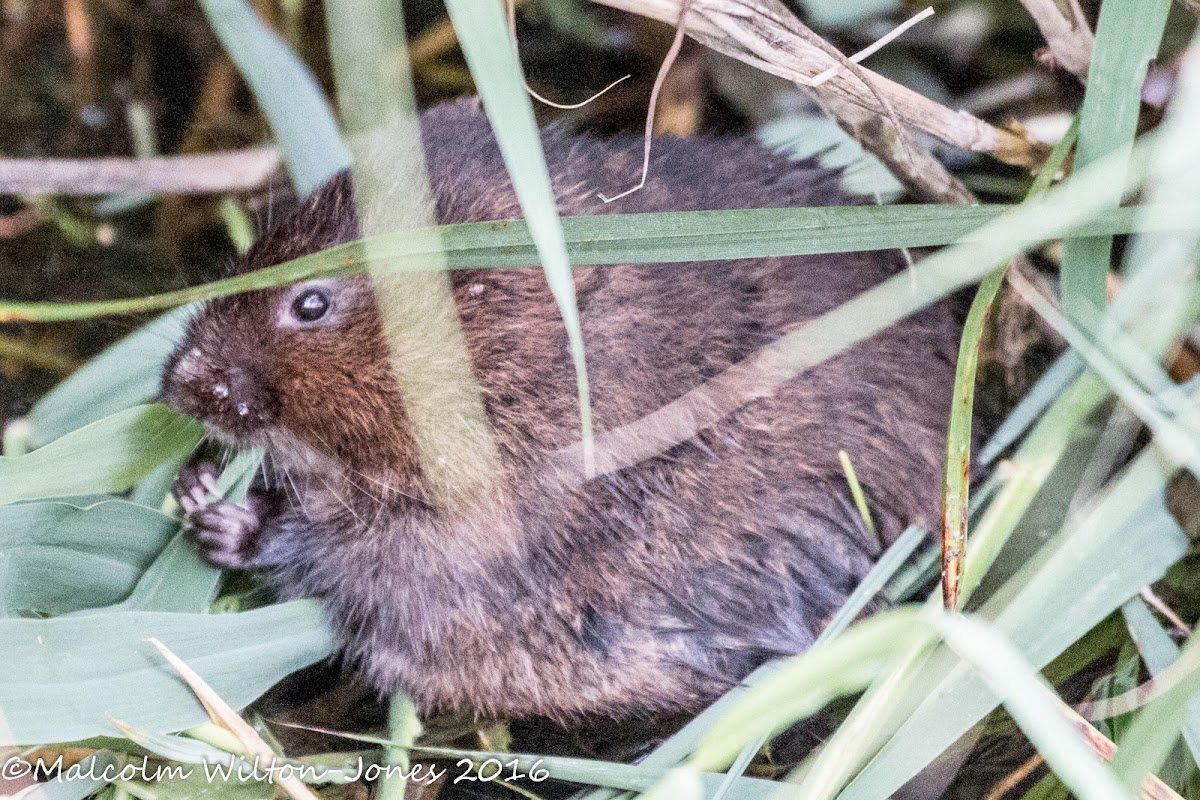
[{"xmin": 505, "ymin": 0, "xmax": 630, "ymax": 109}]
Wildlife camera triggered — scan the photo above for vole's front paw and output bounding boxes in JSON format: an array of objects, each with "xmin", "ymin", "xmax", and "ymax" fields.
[{"xmin": 173, "ymin": 463, "xmax": 263, "ymax": 570}]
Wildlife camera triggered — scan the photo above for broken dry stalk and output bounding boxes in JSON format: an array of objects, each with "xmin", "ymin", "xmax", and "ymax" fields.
[
  {"xmin": 1060, "ymin": 704, "xmax": 1184, "ymax": 800},
  {"xmin": 811, "ymin": 92, "xmax": 976, "ymax": 204},
  {"xmin": 589, "ymin": 0, "xmax": 1049, "ymax": 168},
  {"xmin": 1019, "ymin": 0, "xmax": 1094, "ymax": 79},
  {"xmin": 146, "ymin": 638, "xmax": 320, "ymax": 800},
  {"xmin": 0, "ymin": 148, "xmax": 280, "ymax": 196}
]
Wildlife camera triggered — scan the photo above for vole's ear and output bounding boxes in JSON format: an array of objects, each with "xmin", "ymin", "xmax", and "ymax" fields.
[{"xmin": 228, "ymin": 171, "xmax": 361, "ymax": 277}]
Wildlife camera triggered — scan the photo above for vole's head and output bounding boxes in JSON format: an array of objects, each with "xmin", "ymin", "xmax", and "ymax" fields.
[{"xmin": 161, "ymin": 174, "xmax": 417, "ymax": 481}]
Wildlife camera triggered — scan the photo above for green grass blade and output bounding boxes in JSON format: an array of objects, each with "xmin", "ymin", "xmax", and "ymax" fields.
[
  {"xmin": 1059, "ymin": 0, "xmax": 1172, "ymax": 317},
  {"xmin": 443, "ymin": 0, "xmax": 593, "ymax": 470},
  {"xmin": 378, "ymin": 694, "xmax": 421, "ymax": 800},
  {"xmin": 1121, "ymin": 598, "xmax": 1200, "ymax": 774},
  {"xmin": 1006, "ymin": 277, "xmax": 1200, "ymax": 475},
  {"xmin": 941, "ymin": 259, "xmax": 1005, "ymax": 608},
  {"xmin": 838, "ymin": 451, "xmax": 878, "ymax": 542},
  {"xmin": 88, "ymin": 533, "xmax": 219, "ymax": 615},
  {"xmin": 0, "ymin": 500, "xmax": 176, "ymax": 616},
  {"xmin": 933, "ymin": 614, "xmax": 1133, "ymax": 800},
  {"xmin": 0, "ymin": 204, "xmax": 1187, "ymax": 324},
  {"xmin": 820, "ymin": 525, "xmax": 928, "ymax": 646},
  {"xmin": 1111, "ymin": 626, "xmax": 1200, "ymax": 792},
  {"xmin": 942, "ymin": 116, "xmax": 1079, "ymax": 606},
  {"xmin": 1111, "ymin": 27, "xmax": 1200, "ymax": 358},
  {"xmin": 837, "ymin": 448, "xmax": 1187, "ymax": 799},
  {"xmin": 198, "ymin": 0, "xmax": 349, "ymax": 195},
  {"xmin": 0, "ymin": 600, "xmax": 335, "ymax": 746},
  {"xmin": 101, "ymin": 449, "xmax": 262, "ymax": 614},
  {"xmin": 0, "ymin": 405, "xmax": 202, "ymax": 506},
  {"xmin": 23, "ymin": 306, "xmax": 193, "ymax": 448}
]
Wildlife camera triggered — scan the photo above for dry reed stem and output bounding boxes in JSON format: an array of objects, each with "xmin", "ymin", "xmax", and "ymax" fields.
[
  {"xmin": 983, "ymin": 752, "xmax": 1044, "ymax": 800},
  {"xmin": 811, "ymin": 92, "xmax": 975, "ymax": 204},
  {"xmin": 1018, "ymin": 0, "xmax": 1093, "ymax": 79},
  {"xmin": 1060, "ymin": 704, "xmax": 1184, "ymax": 800},
  {"xmin": 0, "ymin": 147, "xmax": 280, "ymax": 195},
  {"xmin": 143, "ymin": 638, "xmax": 320, "ymax": 800},
  {"xmin": 589, "ymin": 0, "xmax": 1049, "ymax": 169},
  {"xmin": 1141, "ymin": 587, "xmax": 1193, "ymax": 636}
]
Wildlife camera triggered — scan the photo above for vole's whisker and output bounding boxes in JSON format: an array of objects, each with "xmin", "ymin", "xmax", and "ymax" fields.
[{"xmin": 318, "ymin": 473, "xmax": 365, "ymax": 526}]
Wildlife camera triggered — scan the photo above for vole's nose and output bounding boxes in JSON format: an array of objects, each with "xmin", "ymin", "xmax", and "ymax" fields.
[
  {"xmin": 162, "ymin": 346, "xmax": 277, "ymax": 436},
  {"xmin": 206, "ymin": 365, "xmax": 277, "ymax": 428}
]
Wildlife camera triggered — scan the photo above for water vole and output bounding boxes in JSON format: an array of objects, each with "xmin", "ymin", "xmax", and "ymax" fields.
[{"xmin": 161, "ymin": 98, "xmax": 959, "ymax": 722}]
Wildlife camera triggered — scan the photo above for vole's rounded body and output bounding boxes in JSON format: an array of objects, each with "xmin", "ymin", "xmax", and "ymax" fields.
[{"xmin": 163, "ymin": 99, "xmax": 958, "ymax": 721}]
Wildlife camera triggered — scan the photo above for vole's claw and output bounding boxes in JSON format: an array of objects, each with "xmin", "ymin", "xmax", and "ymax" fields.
[
  {"xmin": 185, "ymin": 500, "xmax": 263, "ymax": 570},
  {"xmin": 173, "ymin": 462, "xmax": 262, "ymax": 570},
  {"xmin": 173, "ymin": 462, "xmax": 220, "ymax": 514}
]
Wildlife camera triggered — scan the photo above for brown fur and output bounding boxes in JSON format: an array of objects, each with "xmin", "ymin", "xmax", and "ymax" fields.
[{"xmin": 161, "ymin": 98, "xmax": 959, "ymax": 722}]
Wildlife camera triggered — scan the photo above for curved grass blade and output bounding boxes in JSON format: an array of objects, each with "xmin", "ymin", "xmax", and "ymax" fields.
[
  {"xmin": 940, "ymin": 260, "xmax": 1004, "ymax": 611},
  {"xmin": 0, "ymin": 204, "xmax": 1182, "ymax": 325},
  {"xmin": 198, "ymin": 0, "xmax": 348, "ymax": 196},
  {"xmin": 1059, "ymin": 0, "xmax": 1171, "ymax": 317},
  {"xmin": 944, "ymin": 115, "xmax": 1078, "ymax": 610},
  {"xmin": 838, "ymin": 450, "xmax": 877, "ymax": 543},
  {"xmin": 0, "ymin": 600, "xmax": 334, "ymax": 746},
  {"xmin": 444, "ymin": 0, "xmax": 593, "ymax": 471},
  {"xmin": 0, "ymin": 405, "xmax": 202, "ymax": 506},
  {"xmin": 0, "ymin": 500, "xmax": 176, "ymax": 616}
]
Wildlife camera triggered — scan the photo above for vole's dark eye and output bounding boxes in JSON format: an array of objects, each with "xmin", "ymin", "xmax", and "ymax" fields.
[{"xmin": 292, "ymin": 288, "xmax": 331, "ymax": 322}]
